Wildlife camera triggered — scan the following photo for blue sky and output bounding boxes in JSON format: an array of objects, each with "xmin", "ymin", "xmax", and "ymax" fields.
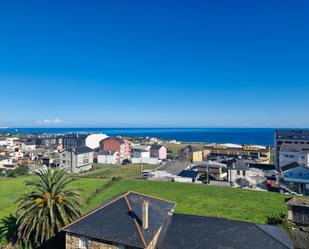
[{"xmin": 0, "ymin": 0, "xmax": 308, "ymax": 128}]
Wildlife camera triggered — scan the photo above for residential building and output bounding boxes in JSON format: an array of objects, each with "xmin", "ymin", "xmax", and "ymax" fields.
[
  {"xmin": 21, "ymin": 142, "xmax": 36, "ymax": 151},
  {"xmin": 228, "ymin": 161, "xmax": 276, "ymax": 189},
  {"xmin": 286, "ymin": 197, "xmax": 309, "ymax": 226},
  {"xmin": 33, "ymin": 135, "xmax": 60, "ymax": 146},
  {"xmin": 131, "ymin": 145, "xmax": 160, "ymax": 164},
  {"xmin": 275, "ymin": 129, "xmax": 309, "ymax": 171},
  {"xmin": 62, "ymin": 134, "xmax": 88, "ymax": 150},
  {"xmin": 17, "ymin": 157, "xmax": 30, "ymax": 166},
  {"xmin": 0, "ymin": 156, "xmax": 16, "ymax": 169},
  {"xmin": 59, "ymin": 147, "xmax": 93, "ymax": 173},
  {"xmin": 85, "ymin": 133, "xmax": 108, "ymax": 149},
  {"xmin": 64, "ymin": 192, "xmax": 175, "ymax": 249},
  {"xmin": 100, "ymin": 137, "xmax": 131, "ymax": 162},
  {"xmin": 132, "ymin": 145, "xmax": 151, "ymax": 158},
  {"xmin": 63, "ymin": 192, "xmax": 293, "ymax": 249},
  {"xmin": 0, "ymin": 138, "xmax": 15, "ymax": 148},
  {"xmin": 203, "ymin": 143, "xmax": 271, "ymax": 164},
  {"xmin": 278, "ymin": 143, "xmax": 309, "ymax": 168},
  {"xmin": 150, "ymin": 145, "xmax": 167, "ymax": 160},
  {"xmin": 153, "ymin": 160, "xmax": 189, "ymax": 180},
  {"xmin": 190, "ymin": 161, "xmax": 228, "ymax": 181},
  {"xmin": 97, "ymin": 150, "xmax": 119, "ymax": 164},
  {"xmin": 178, "ymin": 145, "xmax": 203, "ymax": 162},
  {"xmin": 42, "ymin": 157, "xmax": 60, "ymax": 168},
  {"xmin": 282, "ymin": 165, "xmax": 309, "ymax": 195}
]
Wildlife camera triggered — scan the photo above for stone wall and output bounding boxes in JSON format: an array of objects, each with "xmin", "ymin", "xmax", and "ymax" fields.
[{"xmin": 65, "ymin": 234, "xmax": 120, "ymax": 249}]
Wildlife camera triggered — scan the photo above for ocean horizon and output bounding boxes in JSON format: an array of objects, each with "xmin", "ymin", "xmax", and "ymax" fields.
[{"xmin": 0, "ymin": 127, "xmax": 288, "ymax": 146}]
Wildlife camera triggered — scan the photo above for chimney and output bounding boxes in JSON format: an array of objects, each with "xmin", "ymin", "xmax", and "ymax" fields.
[{"xmin": 142, "ymin": 201, "xmax": 149, "ymax": 230}]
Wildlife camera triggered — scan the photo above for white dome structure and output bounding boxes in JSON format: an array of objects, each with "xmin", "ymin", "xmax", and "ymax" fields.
[{"xmin": 86, "ymin": 133, "xmax": 109, "ymax": 149}]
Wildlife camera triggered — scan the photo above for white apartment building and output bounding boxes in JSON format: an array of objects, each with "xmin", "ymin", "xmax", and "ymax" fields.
[{"xmin": 275, "ymin": 129, "xmax": 309, "ymax": 171}]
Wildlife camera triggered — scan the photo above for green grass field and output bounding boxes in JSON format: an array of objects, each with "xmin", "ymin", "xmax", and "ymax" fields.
[
  {"xmin": 0, "ymin": 176, "xmax": 107, "ymax": 220},
  {"xmin": 83, "ymin": 163, "xmax": 159, "ymax": 179},
  {"xmin": 0, "ymin": 175, "xmax": 288, "ymax": 225}
]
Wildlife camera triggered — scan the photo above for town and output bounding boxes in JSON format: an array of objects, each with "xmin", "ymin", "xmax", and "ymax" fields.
[
  {"xmin": 0, "ymin": 129, "xmax": 309, "ymax": 248},
  {"xmin": 1, "ymin": 0, "xmax": 308, "ymax": 248},
  {"xmin": 1, "ymin": 129, "xmax": 308, "ymax": 195}
]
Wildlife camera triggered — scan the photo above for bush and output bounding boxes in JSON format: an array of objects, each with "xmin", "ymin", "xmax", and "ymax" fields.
[
  {"xmin": 6, "ymin": 165, "xmax": 29, "ymax": 178},
  {"xmin": 267, "ymin": 212, "xmax": 292, "ymax": 232}
]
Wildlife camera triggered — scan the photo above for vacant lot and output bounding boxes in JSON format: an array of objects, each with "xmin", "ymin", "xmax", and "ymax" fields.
[
  {"xmin": 0, "ymin": 176, "xmax": 288, "ymax": 225},
  {"xmin": 82, "ymin": 163, "xmax": 159, "ymax": 179}
]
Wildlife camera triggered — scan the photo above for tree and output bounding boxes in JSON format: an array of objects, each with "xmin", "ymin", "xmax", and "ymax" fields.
[
  {"xmin": 16, "ymin": 169, "xmax": 82, "ymax": 247},
  {"xmin": 0, "ymin": 214, "xmax": 19, "ymax": 247}
]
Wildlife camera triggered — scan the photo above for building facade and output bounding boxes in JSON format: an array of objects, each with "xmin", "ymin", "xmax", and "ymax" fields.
[
  {"xmin": 100, "ymin": 137, "xmax": 131, "ymax": 162},
  {"xmin": 62, "ymin": 134, "xmax": 88, "ymax": 150},
  {"xmin": 59, "ymin": 147, "xmax": 93, "ymax": 173},
  {"xmin": 203, "ymin": 143, "xmax": 271, "ymax": 164},
  {"xmin": 275, "ymin": 129, "xmax": 309, "ymax": 171},
  {"xmin": 150, "ymin": 145, "xmax": 167, "ymax": 160},
  {"xmin": 178, "ymin": 145, "xmax": 203, "ymax": 162}
]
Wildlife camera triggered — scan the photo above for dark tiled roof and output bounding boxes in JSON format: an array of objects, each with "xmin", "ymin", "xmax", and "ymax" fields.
[
  {"xmin": 177, "ymin": 170, "xmax": 198, "ymax": 178},
  {"xmin": 150, "ymin": 145, "xmax": 164, "ymax": 150},
  {"xmin": 63, "ymin": 192, "xmax": 175, "ymax": 248},
  {"xmin": 68, "ymin": 146, "xmax": 93, "ymax": 154},
  {"xmin": 248, "ymin": 163, "xmax": 276, "ymax": 171},
  {"xmin": 157, "ymin": 214, "xmax": 293, "ymax": 249},
  {"xmin": 156, "ymin": 160, "xmax": 188, "ymax": 175},
  {"xmin": 281, "ymin": 162, "xmax": 300, "ymax": 172}
]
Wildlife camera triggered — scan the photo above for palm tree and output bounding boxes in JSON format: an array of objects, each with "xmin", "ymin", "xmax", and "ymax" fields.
[
  {"xmin": 16, "ymin": 169, "xmax": 82, "ymax": 246},
  {"xmin": 0, "ymin": 214, "xmax": 19, "ymax": 248}
]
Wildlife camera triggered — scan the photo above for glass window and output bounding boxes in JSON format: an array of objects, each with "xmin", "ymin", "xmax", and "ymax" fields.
[{"xmin": 79, "ymin": 237, "xmax": 88, "ymax": 249}]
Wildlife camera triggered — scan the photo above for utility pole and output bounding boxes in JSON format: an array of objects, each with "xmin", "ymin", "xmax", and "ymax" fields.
[
  {"xmin": 207, "ymin": 164, "xmax": 209, "ymax": 184},
  {"xmin": 140, "ymin": 158, "xmax": 143, "ymax": 180}
]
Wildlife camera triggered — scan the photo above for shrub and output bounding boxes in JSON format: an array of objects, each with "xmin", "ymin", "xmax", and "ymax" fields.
[
  {"xmin": 267, "ymin": 212, "xmax": 292, "ymax": 232},
  {"xmin": 6, "ymin": 166, "xmax": 29, "ymax": 178}
]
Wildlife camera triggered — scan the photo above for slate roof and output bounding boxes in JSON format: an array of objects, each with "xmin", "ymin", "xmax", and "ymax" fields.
[
  {"xmin": 157, "ymin": 213, "xmax": 293, "ymax": 249},
  {"xmin": 248, "ymin": 163, "xmax": 276, "ymax": 171},
  {"xmin": 150, "ymin": 145, "xmax": 164, "ymax": 150},
  {"xmin": 156, "ymin": 160, "xmax": 188, "ymax": 175},
  {"xmin": 63, "ymin": 191, "xmax": 175, "ymax": 249},
  {"xmin": 177, "ymin": 170, "xmax": 198, "ymax": 178},
  {"xmin": 68, "ymin": 146, "xmax": 93, "ymax": 154},
  {"xmin": 281, "ymin": 162, "xmax": 300, "ymax": 172}
]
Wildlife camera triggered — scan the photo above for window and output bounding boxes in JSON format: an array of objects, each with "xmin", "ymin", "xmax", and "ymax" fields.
[
  {"xmin": 79, "ymin": 237, "xmax": 88, "ymax": 249},
  {"xmin": 242, "ymin": 170, "xmax": 246, "ymax": 176},
  {"xmin": 237, "ymin": 170, "xmax": 240, "ymax": 176}
]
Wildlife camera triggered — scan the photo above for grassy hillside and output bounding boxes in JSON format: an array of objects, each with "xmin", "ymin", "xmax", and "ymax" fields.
[
  {"xmin": 84, "ymin": 163, "xmax": 159, "ymax": 179},
  {"xmin": 0, "ymin": 176, "xmax": 287, "ymax": 225},
  {"xmin": 0, "ymin": 176, "xmax": 106, "ymax": 220},
  {"xmin": 84, "ymin": 179, "xmax": 287, "ymax": 224}
]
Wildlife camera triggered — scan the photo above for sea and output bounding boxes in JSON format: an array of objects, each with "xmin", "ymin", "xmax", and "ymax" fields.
[{"xmin": 0, "ymin": 128, "xmax": 278, "ymax": 146}]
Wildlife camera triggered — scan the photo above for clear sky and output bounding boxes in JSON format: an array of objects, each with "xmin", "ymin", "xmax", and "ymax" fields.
[{"xmin": 0, "ymin": 0, "xmax": 308, "ymax": 128}]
